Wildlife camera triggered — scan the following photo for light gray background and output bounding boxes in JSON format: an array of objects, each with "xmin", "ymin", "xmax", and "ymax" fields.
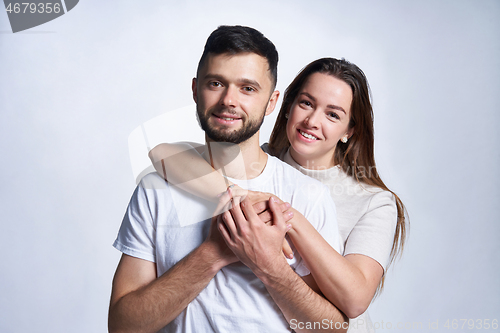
[{"xmin": 1, "ymin": 1, "xmax": 499, "ymax": 332}]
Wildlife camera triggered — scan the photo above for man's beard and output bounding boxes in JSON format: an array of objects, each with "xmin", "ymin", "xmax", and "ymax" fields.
[{"xmin": 197, "ymin": 107, "xmax": 265, "ymax": 144}]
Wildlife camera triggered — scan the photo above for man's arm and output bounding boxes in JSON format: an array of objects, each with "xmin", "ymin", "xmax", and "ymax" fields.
[
  {"xmin": 108, "ymin": 217, "xmax": 236, "ymax": 333},
  {"xmin": 219, "ymin": 196, "xmax": 349, "ymax": 333}
]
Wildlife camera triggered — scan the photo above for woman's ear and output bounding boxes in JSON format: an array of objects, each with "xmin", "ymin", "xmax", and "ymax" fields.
[{"xmin": 347, "ymin": 126, "xmax": 355, "ymax": 139}]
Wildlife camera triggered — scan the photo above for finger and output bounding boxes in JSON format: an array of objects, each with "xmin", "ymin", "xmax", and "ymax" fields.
[
  {"xmin": 227, "ymin": 187, "xmax": 242, "ymax": 211},
  {"xmin": 282, "ymin": 238, "xmax": 294, "ymax": 259},
  {"xmin": 260, "ymin": 208, "xmax": 293, "ymax": 225},
  {"xmin": 274, "ymin": 196, "xmax": 284, "ymax": 205},
  {"xmin": 283, "ymin": 209, "xmax": 294, "ymax": 223},
  {"xmin": 269, "ymin": 196, "xmax": 286, "ymax": 230},
  {"xmin": 254, "ymin": 201, "xmax": 290, "ymax": 224},
  {"xmin": 215, "ymin": 189, "xmax": 233, "ymax": 215},
  {"xmin": 221, "ymin": 210, "xmax": 238, "ymax": 237},
  {"xmin": 217, "ymin": 215, "xmax": 232, "ymax": 244},
  {"xmin": 228, "ymin": 195, "xmax": 247, "ymax": 230},
  {"xmin": 281, "ymin": 202, "xmax": 291, "ymax": 212},
  {"xmin": 240, "ymin": 197, "xmax": 261, "ymax": 224},
  {"xmin": 258, "ymin": 209, "xmax": 272, "ymax": 224},
  {"xmin": 232, "ymin": 193, "xmax": 242, "ymax": 210},
  {"xmin": 252, "ymin": 201, "xmax": 268, "ymax": 215},
  {"xmin": 255, "ymin": 199, "xmax": 288, "ymax": 216}
]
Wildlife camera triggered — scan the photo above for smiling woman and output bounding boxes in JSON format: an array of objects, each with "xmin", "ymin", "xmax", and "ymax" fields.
[{"xmin": 286, "ymin": 72, "xmax": 353, "ymax": 169}]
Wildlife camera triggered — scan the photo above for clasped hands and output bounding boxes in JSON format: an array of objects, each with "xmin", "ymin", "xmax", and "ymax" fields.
[{"xmin": 205, "ymin": 185, "xmax": 295, "ymax": 273}]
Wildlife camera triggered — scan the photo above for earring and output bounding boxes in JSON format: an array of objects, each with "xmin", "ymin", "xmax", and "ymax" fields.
[
  {"xmin": 285, "ymin": 113, "xmax": 289, "ymax": 119},
  {"xmin": 341, "ymin": 136, "xmax": 348, "ymax": 143}
]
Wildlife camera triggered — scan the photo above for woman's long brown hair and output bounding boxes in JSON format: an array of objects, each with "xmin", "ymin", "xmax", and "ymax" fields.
[{"xmin": 269, "ymin": 58, "xmax": 408, "ymax": 291}]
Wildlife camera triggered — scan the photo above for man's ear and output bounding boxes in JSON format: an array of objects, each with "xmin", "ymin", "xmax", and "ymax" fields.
[
  {"xmin": 265, "ymin": 90, "xmax": 280, "ymax": 116},
  {"xmin": 192, "ymin": 78, "xmax": 198, "ymax": 103}
]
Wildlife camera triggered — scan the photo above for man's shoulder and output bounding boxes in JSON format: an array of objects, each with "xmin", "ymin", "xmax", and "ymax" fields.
[
  {"xmin": 268, "ymin": 154, "xmax": 327, "ymax": 187},
  {"xmin": 137, "ymin": 172, "xmax": 168, "ymax": 190},
  {"xmin": 131, "ymin": 172, "xmax": 173, "ymax": 204}
]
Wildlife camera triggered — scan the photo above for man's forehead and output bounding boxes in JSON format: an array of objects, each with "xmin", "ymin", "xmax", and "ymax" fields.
[{"xmin": 201, "ymin": 52, "xmax": 273, "ymax": 86}]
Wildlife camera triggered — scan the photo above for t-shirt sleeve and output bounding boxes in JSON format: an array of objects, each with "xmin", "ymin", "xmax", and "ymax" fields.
[
  {"xmin": 113, "ymin": 181, "xmax": 157, "ymax": 263},
  {"xmin": 293, "ymin": 184, "xmax": 340, "ymax": 276},
  {"xmin": 343, "ymin": 190, "xmax": 397, "ymax": 271},
  {"xmin": 260, "ymin": 142, "xmax": 270, "ymax": 153}
]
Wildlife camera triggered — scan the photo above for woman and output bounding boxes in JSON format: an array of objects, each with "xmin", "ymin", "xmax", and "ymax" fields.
[{"xmin": 149, "ymin": 58, "xmax": 407, "ymax": 331}]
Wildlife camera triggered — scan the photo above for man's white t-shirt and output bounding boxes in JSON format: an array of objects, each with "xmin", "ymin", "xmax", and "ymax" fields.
[{"xmin": 114, "ymin": 154, "xmax": 341, "ymax": 333}]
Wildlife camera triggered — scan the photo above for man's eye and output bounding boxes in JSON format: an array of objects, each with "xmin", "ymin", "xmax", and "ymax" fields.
[
  {"xmin": 209, "ymin": 82, "xmax": 222, "ymax": 87},
  {"xmin": 243, "ymin": 87, "xmax": 255, "ymax": 92}
]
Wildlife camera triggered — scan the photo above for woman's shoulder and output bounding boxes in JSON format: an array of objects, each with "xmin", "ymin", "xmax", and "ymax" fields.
[
  {"xmin": 261, "ymin": 142, "xmax": 270, "ymax": 153},
  {"xmin": 335, "ymin": 170, "xmax": 395, "ymax": 204},
  {"xmin": 261, "ymin": 142, "xmax": 287, "ymax": 160}
]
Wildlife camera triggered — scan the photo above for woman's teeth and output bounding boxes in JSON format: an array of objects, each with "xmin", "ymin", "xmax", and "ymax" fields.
[{"xmin": 300, "ymin": 130, "xmax": 317, "ymax": 140}]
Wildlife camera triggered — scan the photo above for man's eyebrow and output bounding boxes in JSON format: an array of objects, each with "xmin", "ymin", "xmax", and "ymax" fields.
[
  {"xmin": 299, "ymin": 92, "xmax": 346, "ymax": 114},
  {"xmin": 239, "ymin": 78, "xmax": 262, "ymax": 90},
  {"xmin": 204, "ymin": 73, "xmax": 225, "ymax": 82},
  {"xmin": 204, "ymin": 74, "xmax": 262, "ymax": 90}
]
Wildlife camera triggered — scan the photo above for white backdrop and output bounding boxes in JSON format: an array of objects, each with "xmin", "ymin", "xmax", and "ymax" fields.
[{"xmin": 1, "ymin": 1, "xmax": 499, "ymax": 332}]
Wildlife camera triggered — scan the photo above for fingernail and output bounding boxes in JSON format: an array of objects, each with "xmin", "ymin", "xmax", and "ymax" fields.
[
  {"xmin": 288, "ymin": 211, "xmax": 294, "ymax": 218},
  {"xmin": 272, "ymin": 196, "xmax": 278, "ymax": 203},
  {"xmin": 288, "ymin": 253, "xmax": 294, "ymax": 259},
  {"xmin": 285, "ymin": 202, "xmax": 291, "ymax": 208},
  {"xmin": 286, "ymin": 223, "xmax": 292, "ymax": 231}
]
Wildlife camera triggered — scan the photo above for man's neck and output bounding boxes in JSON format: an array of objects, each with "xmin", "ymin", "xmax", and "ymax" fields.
[{"xmin": 201, "ymin": 134, "xmax": 268, "ymax": 181}]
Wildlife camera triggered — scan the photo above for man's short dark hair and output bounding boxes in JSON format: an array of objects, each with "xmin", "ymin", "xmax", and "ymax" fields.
[{"xmin": 196, "ymin": 25, "xmax": 278, "ymax": 90}]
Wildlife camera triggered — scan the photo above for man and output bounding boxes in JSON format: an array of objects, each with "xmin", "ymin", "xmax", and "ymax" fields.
[{"xmin": 109, "ymin": 25, "xmax": 347, "ymax": 333}]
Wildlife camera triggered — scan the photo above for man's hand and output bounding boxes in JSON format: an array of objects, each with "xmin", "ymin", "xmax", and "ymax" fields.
[
  {"xmin": 218, "ymin": 195, "xmax": 290, "ymax": 278},
  {"xmin": 217, "ymin": 187, "xmax": 295, "ymax": 259},
  {"xmin": 203, "ymin": 189, "xmax": 239, "ymax": 267}
]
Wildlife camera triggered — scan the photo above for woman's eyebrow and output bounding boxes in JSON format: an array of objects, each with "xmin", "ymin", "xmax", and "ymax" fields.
[{"xmin": 299, "ymin": 92, "xmax": 346, "ymax": 114}]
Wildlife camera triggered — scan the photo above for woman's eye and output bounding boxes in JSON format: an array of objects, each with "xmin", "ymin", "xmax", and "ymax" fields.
[
  {"xmin": 300, "ymin": 100, "xmax": 312, "ymax": 107},
  {"xmin": 328, "ymin": 112, "xmax": 340, "ymax": 120}
]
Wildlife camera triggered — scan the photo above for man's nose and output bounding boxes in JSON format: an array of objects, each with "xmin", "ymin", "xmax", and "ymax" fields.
[{"xmin": 221, "ymin": 85, "xmax": 238, "ymax": 108}]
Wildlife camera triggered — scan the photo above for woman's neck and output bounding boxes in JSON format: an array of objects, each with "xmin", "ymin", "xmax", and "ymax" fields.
[{"xmin": 289, "ymin": 147, "xmax": 336, "ymax": 170}]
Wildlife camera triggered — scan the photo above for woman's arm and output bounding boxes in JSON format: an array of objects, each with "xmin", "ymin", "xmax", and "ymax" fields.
[
  {"xmin": 149, "ymin": 142, "xmax": 231, "ymax": 202},
  {"xmin": 150, "ymin": 142, "xmax": 386, "ymax": 318},
  {"xmin": 286, "ymin": 209, "xmax": 384, "ymax": 319}
]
